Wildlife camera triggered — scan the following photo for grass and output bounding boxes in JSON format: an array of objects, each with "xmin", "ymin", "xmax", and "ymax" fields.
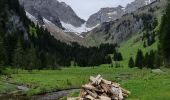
[
  {"xmin": 119, "ymin": 33, "xmax": 158, "ymax": 67},
  {"xmin": 0, "ymin": 67, "xmax": 170, "ymax": 100},
  {"xmin": 0, "ymin": 15, "xmax": 168, "ymax": 99},
  {"xmin": 0, "ymin": 77, "xmax": 16, "ymax": 93}
]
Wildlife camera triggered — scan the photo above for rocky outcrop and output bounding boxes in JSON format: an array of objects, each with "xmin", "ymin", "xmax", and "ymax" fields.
[
  {"xmin": 86, "ymin": 6, "xmax": 124, "ymax": 28},
  {"xmin": 83, "ymin": 0, "xmax": 164, "ymax": 46},
  {"xmin": 86, "ymin": 0, "xmax": 157, "ymax": 28},
  {"xmin": 19, "ymin": 0, "xmax": 85, "ymax": 28},
  {"xmin": 126, "ymin": 0, "xmax": 156, "ymax": 13}
]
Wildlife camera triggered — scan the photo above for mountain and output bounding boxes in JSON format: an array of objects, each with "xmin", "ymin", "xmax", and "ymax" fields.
[
  {"xmin": 83, "ymin": 0, "xmax": 166, "ymax": 46},
  {"xmin": 126, "ymin": 0, "xmax": 157, "ymax": 13},
  {"xmin": 19, "ymin": 0, "xmax": 85, "ymax": 33},
  {"xmin": 86, "ymin": 0, "xmax": 157, "ymax": 28},
  {"xmin": 0, "ymin": 0, "xmax": 117, "ymax": 69},
  {"xmin": 86, "ymin": 6, "xmax": 125, "ymax": 28}
]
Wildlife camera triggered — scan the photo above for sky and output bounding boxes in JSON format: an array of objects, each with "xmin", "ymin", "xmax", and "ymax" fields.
[{"xmin": 58, "ymin": 0, "xmax": 134, "ymax": 20}]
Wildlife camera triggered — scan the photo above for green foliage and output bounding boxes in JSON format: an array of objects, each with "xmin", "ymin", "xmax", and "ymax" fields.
[
  {"xmin": 12, "ymin": 39, "xmax": 24, "ymax": 69},
  {"xmin": 1, "ymin": 67, "xmax": 170, "ymax": 100},
  {"xmin": 0, "ymin": 0, "xmax": 117, "ymax": 69},
  {"xmin": 145, "ymin": 50, "xmax": 155, "ymax": 68},
  {"xmin": 24, "ymin": 46, "xmax": 39, "ymax": 70},
  {"xmin": 0, "ymin": 81, "xmax": 16, "ymax": 93},
  {"xmin": 135, "ymin": 49, "xmax": 144, "ymax": 69},
  {"xmin": 119, "ymin": 33, "xmax": 158, "ymax": 67},
  {"xmin": 134, "ymin": 49, "xmax": 159, "ymax": 69},
  {"xmin": 113, "ymin": 52, "xmax": 123, "ymax": 61},
  {"xmin": 29, "ymin": 25, "xmax": 37, "ymax": 37},
  {"xmin": 159, "ymin": 1, "xmax": 170, "ymax": 66},
  {"xmin": 0, "ymin": 36, "xmax": 5, "ymax": 66},
  {"xmin": 128, "ymin": 57, "xmax": 135, "ymax": 68}
]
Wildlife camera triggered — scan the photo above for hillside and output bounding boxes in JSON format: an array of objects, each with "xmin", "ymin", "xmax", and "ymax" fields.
[
  {"xmin": 0, "ymin": 0, "xmax": 118, "ymax": 71},
  {"xmin": 0, "ymin": 0, "xmax": 170, "ymax": 100},
  {"xmin": 83, "ymin": 0, "xmax": 166, "ymax": 46}
]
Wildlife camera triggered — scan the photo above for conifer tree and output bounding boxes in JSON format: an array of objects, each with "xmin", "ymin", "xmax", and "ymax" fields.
[
  {"xmin": 0, "ymin": 36, "xmax": 5, "ymax": 66},
  {"xmin": 0, "ymin": 36, "xmax": 5, "ymax": 73},
  {"xmin": 25, "ymin": 46, "xmax": 38, "ymax": 71},
  {"xmin": 159, "ymin": 1, "xmax": 170, "ymax": 66},
  {"xmin": 144, "ymin": 52, "xmax": 149, "ymax": 67},
  {"xmin": 13, "ymin": 39, "xmax": 24, "ymax": 69},
  {"xmin": 148, "ymin": 50, "xmax": 155, "ymax": 69},
  {"xmin": 113, "ymin": 52, "xmax": 123, "ymax": 61},
  {"xmin": 135, "ymin": 49, "xmax": 144, "ymax": 69},
  {"xmin": 128, "ymin": 57, "xmax": 135, "ymax": 68}
]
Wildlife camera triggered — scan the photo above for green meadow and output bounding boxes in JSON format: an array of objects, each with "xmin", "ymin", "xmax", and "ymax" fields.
[
  {"xmin": 0, "ymin": 67, "xmax": 170, "ymax": 100},
  {"xmin": 0, "ymin": 30, "xmax": 169, "ymax": 100}
]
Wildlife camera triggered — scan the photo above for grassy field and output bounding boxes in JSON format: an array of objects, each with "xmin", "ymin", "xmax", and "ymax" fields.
[
  {"xmin": 119, "ymin": 33, "xmax": 158, "ymax": 67},
  {"xmin": 0, "ymin": 19, "xmax": 168, "ymax": 99},
  {"xmin": 0, "ymin": 67, "xmax": 170, "ymax": 100}
]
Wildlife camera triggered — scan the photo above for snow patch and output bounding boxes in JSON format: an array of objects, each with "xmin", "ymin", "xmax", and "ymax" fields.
[
  {"xmin": 43, "ymin": 18, "xmax": 87, "ymax": 37},
  {"xmin": 61, "ymin": 21, "xmax": 98, "ymax": 34},
  {"xmin": 145, "ymin": 0, "xmax": 151, "ymax": 5},
  {"xmin": 26, "ymin": 11, "xmax": 37, "ymax": 23},
  {"xmin": 107, "ymin": 11, "xmax": 117, "ymax": 15},
  {"xmin": 43, "ymin": 18, "xmax": 51, "ymax": 24}
]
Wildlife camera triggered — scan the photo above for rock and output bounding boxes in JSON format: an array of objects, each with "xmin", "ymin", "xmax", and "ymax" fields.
[
  {"xmin": 19, "ymin": 0, "xmax": 85, "ymax": 28},
  {"xmin": 86, "ymin": 6, "xmax": 124, "ymax": 28},
  {"xmin": 17, "ymin": 86, "xmax": 29, "ymax": 92},
  {"xmin": 151, "ymin": 69, "xmax": 164, "ymax": 73},
  {"xmin": 86, "ymin": 0, "xmax": 157, "ymax": 28}
]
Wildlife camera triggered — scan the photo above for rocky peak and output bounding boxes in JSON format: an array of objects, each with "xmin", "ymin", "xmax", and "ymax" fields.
[
  {"xmin": 86, "ymin": 6, "xmax": 124, "ymax": 28},
  {"xmin": 19, "ymin": 0, "xmax": 85, "ymax": 29},
  {"xmin": 125, "ymin": 0, "xmax": 156, "ymax": 13},
  {"xmin": 86, "ymin": 0, "xmax": 156, "ymax": 28}
]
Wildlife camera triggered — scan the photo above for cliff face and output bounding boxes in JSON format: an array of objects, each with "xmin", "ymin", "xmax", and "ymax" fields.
[
  {"xmin": 86, "ymin": 0, "xmax": 157, "ymax": 28},
  {"xmin": 86, "ymin": 6, "xmax": 124, "ymax": 28},
  {"xmin": 19, "ymin": 0, "xmax": 85, "ymax": 28},
  {"xmin": 83, "ymin": 0, "xmax": 164, "ymax": 46}
]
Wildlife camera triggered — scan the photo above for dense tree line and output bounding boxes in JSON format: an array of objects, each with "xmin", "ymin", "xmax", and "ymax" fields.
[
  {"xmin": 128, "ymin": 49, "xmax": 160, "ymax": 69},
  {"xmin": 0, "ymin": 0, "xmax": 117, "ymax": 72},
  {"xmin": 113, "ymin": 51, "xmax": 123, "ymax": 61},
  {"xmin": 143, "ymin": 31, "xmax": 156, "ymax": 48},
  {"xmin": 159, "ymin": 1, "xmax": 170, "ymax": 67}
]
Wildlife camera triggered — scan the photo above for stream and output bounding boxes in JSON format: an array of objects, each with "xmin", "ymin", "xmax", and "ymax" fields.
[{"xmin": 0, "ymin": 89, "xmax": 79, "ymax": 100}]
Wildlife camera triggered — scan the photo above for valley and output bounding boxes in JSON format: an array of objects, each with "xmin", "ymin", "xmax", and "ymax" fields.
[
  {"xmin": 0, "ymin": 0, "xmax": 170, "ymax": 100},
  {"xmin": 0, "ymin": 67, "xmax": 170, "ymax": 100}
]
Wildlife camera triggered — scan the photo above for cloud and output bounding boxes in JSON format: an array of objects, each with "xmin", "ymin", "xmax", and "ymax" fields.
[{"xmin": 58, "ymin": 0, "xmax": 134, "ymax": 20}]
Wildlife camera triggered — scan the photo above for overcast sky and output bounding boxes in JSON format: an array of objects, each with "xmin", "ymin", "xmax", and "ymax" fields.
[{"xmin": 58, "ymin": 0, "xmax": 134, "ymax": 20}]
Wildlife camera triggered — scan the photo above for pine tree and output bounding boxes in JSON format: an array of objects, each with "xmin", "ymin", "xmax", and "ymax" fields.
[
  {"xmin": 143, "ymin": 41, "xmax": 147, "ymax": 48},
  {"xmin": 135, "ymin": 49, "xmax": 144, "ymax": 69},
  {"xmin": 154, "ymin": 53, "xmax": 161, "ymax": 68},
  {"xmin": 159, "ymin": 1, "xmax": 170, "ymax": 66},
  {"xmin": 25, "ymin": 46, "xmax": 38, "ymax": 71},
  {"xmin": 113, "ymin": 52, "xmax": 123, "ymax": 61},
  {"xmin": 148, "ymin": 50, "xmax": 155, "ymax": 69},
  {"xmin": 0, "ymin": 36, "xmax": 5, "ymax": 66},
  {"xmin": 12, "ymin": 39, "xmax": 24, "ymax": 69},
  {"xmin": 128, "ymin": 57, "xmax": 135, "ymax": 68},
  {"xmin": 144, "ymin": 52, "xmax": 149, "ymax": 67},
  {"xmin": 0, "ymin": 36, "xmax": 5, "ymax": 74}
]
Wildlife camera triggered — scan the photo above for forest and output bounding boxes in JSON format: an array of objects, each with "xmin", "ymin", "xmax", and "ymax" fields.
[{"xmin": 0, "ymin": 0, "xmax": 122, "ymax": 72}]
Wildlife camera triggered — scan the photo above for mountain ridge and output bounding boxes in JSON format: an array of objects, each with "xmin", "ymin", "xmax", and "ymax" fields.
[
  {"xmin": 83, "ymin": 0, "xmax": 165, "ymax": 46},
  {"xmin": 86, "ymin": 0, "xmax": 157, "ymax": 28}
]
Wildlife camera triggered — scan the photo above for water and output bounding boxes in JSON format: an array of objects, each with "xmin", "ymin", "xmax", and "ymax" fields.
[{"xmin": 0, "ymin": 89, "xmax": 79, "ymax": 100}]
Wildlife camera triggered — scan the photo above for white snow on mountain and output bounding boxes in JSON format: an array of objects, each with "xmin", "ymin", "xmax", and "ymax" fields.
[
  {"xmin": 61, "ymin": 21, "xmax": 99, "ymax": 34},
  {"xmin": 58, "ymin": 0, "xmax": 134, "ymax": 20},
  {"xmin": 25, "ymin": 11, "xmax": 95, "ymax": 35},
  {"xmin": 26, "ymin": 11, "xmax": 37, "ymax": 24},
  {"xmin": 107, "ymin": 11, "xmax": 118, "ymax": 15},
  {"xmin": 145, "ymin": 0, "xmax": 152, "ymax": 5}
]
